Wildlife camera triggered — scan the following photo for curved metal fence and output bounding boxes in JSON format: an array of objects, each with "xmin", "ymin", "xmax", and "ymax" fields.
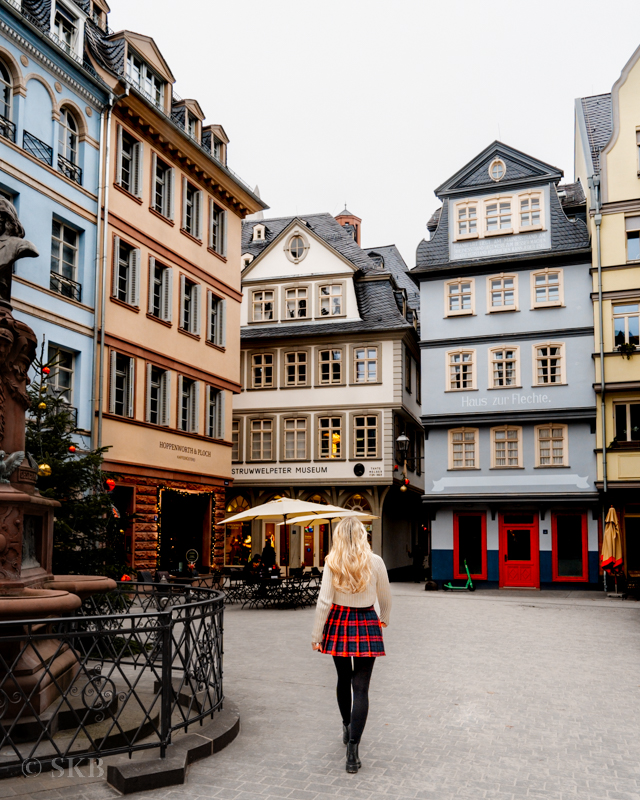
[{"xmin": 0, "ymin": 582, "xmax": 224, "ymax": 777}]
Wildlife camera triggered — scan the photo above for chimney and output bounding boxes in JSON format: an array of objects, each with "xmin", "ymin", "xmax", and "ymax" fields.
[{"xmin": 335, "ymin": 206, "xmax": 362, "ymax": 245}]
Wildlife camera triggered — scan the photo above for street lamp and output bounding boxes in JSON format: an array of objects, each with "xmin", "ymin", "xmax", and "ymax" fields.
[{"xmin": 396, "ymin": 433, "xmax": 410, "ymax": 492}]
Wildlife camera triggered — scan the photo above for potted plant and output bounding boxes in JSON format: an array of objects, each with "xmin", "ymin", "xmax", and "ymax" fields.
[{"xmin": 617, "ymin": 342, "xmax": 637, "ymax": 359}]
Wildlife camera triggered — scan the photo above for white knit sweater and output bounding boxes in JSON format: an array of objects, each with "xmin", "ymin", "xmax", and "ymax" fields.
[{"xmin": 311, "ymin": 554, "xmax": 392, "ymax": 644}]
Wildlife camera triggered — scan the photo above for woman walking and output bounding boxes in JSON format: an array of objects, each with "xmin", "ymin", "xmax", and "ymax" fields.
[{"xmin": 311, "ymin": 517, "xmax": 391, "ymax": 773}]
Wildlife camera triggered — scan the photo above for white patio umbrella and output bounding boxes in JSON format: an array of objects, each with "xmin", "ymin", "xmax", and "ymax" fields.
[
  {"xmin": 219, "ymin": 498, "xmax": 346, "ymax": 574},
  {"xmin": 279, "ymin": 511, "xmax": 379, "ymax": 558}
]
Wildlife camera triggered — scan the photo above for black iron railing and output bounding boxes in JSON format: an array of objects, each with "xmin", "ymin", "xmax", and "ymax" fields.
[
  {"xmin": 0, "ymin": 114, "xmax": 16, "ymax": 143},
  {"xmin": 0, "ymin": 582, "xmax": 224, "ymax": 777},
  {"xmin": 57, "ymin": 153, "xmax": 82, "ymax": 185},
  {"xmin": 23, "ymin": 130, "xmax": 53, "ymax": 167},
  {"xmin": 50, "ymin": 271, "xmax": 82, "ymax": 302}
]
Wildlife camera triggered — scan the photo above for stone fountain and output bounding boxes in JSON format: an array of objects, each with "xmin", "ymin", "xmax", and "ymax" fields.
[{"xmin": 0, "ymin": 198, "xmax": 115, "ymax": 715}]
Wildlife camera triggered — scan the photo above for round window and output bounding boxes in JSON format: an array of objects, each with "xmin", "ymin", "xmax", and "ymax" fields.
[
  {"xmin": 489, "ymin": 159, "xmax": 506, "ymax": 181},
  {"xmin": 288, "ymin": 236, "xmax": 306, "ymax": 260}
]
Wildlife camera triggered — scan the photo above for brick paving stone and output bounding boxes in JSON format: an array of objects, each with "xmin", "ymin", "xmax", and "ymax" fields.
[{"xmin": 4, "ymin": 586, "xmax": 640, "ymax": 800}]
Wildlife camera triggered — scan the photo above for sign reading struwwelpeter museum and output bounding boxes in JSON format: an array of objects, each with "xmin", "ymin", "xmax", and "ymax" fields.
[{"xmin": 232, "ymin": 462, "xmax": 385, "ymax": 481}]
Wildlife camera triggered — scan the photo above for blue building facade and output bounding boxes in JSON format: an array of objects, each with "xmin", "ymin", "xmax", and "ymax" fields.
[
  {"xmin": 0, "ymin": 0, "xmax": 109, "ymax": 443},
  {"xmin": 414, "ymin": 143, "xmax": 600, "ymax": 589}
]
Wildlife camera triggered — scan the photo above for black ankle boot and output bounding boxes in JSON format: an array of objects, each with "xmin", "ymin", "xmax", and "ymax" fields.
[
  {"xmin": 346, "ymin": 740, "xmax": 360, "ymax": 773},
  {"xmin": 342, "ymin": 723, "xmax": 350, "ymax": 745}
]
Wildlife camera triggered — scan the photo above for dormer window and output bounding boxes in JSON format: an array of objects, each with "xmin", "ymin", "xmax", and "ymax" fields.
[
  {"xmin": 368, "ymin": 252, "xmax": 384, "ymax": 268},
  {"xmin": 91, "ymin": 3, "xmax": 105, "ymax": 28},
  {"xmin": 127, "ymin": 50, "xmax": 165, "ymax": 109},
  {"xmin": 453, "ymin": 191, "xmax": 546, "ymax": 242},
  {"xmin": 212, "ymin": 136, "xmax": 223, "ymax": 161},
  {"xmin": 520, "ymin": 193, "xmax": 542, "ymax": 230},
  {"xmin": 457, "ymin": 203, "xmax": 478, "ymax": 239},
  {"xmin": 489, "ymin": 159, "xmax": 506, "ymax": 181},
  {"xmin": 486, "ymin": 200, "xmax": 512, "ymax": 233},
  {"xmin": 285, "ymin": 234, "xmax": 308, "ymax": 263},
  {"xmin": 53, "ymin": 3, "xmax": 78, "ymax": 55},
  {"xmin": 187, "ymin": 114, "xmax": 198, "ymax": 141},
  {"xmin": 252, "ymin": 225, "xmax": 265, "ymax": 242},
  {"xmin": 242, "ymin": 254, "xmax": 254, "ymax": 269}
]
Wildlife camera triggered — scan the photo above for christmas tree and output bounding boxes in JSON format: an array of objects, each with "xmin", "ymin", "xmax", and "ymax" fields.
[{"xmin": 25, "ymin": 345, "xmax": 127, "ymax": 577}]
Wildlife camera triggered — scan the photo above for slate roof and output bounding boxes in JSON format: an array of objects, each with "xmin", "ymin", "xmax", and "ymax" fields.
[
  {"xmin": 242, "ymin": 278, "xmax": 413, "ymax": 341},
  {"xmin": 557, "ymin": 181, "xmax": 586, "ymax": 208},
  {"xmin": 580, "ymin": 94, "xmax": 612, "ymax": 174},
  {"xmin": 414, "ymin": 185, "xmax": 589, "ymax": 274},
  {"xmin": 366, "ymin": 245, "xmax": 419, "ymax": 308},
  {"xmin": 426, "ymin": 208, "xmax": 441, "ymax": 232},
  {"xmin": 241, "ymin": 213, "xmax": 378, "ymax": 274}
]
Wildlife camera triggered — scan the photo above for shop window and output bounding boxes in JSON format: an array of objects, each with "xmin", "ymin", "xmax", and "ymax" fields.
[
  {"xmin": 624, "ymin": 515, "xmax": 640, "ymax": 579},
  {"xmin": 453, "ymin": 513, "xmax": 487, "ymax": 579},
  {"xmin": 552, "ymin": 513, "xmax": 588, "ymax": 581},
  {"xmin": 224, "ymin": 496, "xmax": 251, "ymax": 566}
]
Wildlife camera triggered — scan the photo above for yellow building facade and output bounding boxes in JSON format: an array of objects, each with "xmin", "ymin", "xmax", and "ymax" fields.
[
  {"xmin": 86, "ymin": 27, "xmax": 265, "ymax": 572},
  {"xmin": 575, "ymin": 45, "xmax": 640, "ymax": 588}
]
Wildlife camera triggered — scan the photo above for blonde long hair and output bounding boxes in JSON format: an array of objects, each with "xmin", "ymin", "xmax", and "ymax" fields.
[{"xmin": 324, "ymin": 517, "xmax": 372, "ymax": 594}]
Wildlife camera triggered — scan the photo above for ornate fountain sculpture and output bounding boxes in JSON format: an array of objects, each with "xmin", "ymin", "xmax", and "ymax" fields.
[{"xmin": 0, "ymin": 198, "xmax": 114, "ymax": 715}]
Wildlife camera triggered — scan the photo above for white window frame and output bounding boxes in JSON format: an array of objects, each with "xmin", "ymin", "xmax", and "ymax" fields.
[
  {"xmin": 109, "ymin": 350, "xmax": 134, "ymax": 418},
  {"xmin": 111, "ymin": 236, "xmax": 140, "ymax": 307},
  {"xmin": 284, "ymin": 286, "xmax": 308, "ymax": 319},
  {"xmin": 284, "ymin": 233, "xmax": 309, "ymax": 263},
  {"xmin": 209, "ymin": 200, "xmax": 227, "ymax": 256},
  {"xmin": 519, "ymin": 191, "xmax": 544, "ymax": 232},
  {"xmin": 533, "ymin": 342, "xmax": 565, "ymax": 386},
  {"xmin": 488, "ymin": 346, "xmax": 520, "ymax": 389},
  {"xmin": 47, "ymin": 344, "xmax": 74, "ymax": 405},
  {"xmin": 448, "ymin": 427, "xmax": 479, "ymax": 470},
  {"xmin": 51, "ymin": 220, "xmax": 78, "ymax": 283},
  {"xmin": 231, "ymin": 418, "xmax": 241, "ymax": 461},
  {"xmin": 52, "ymin": 1, "xmax": 83, "ymax": 58},
  {"xmin": 535, "ymin": 424, "xmax": 568, "ymax": 468},
  {"xmin": 353, "ymin": 345, "xmax": 379, "ymax": 384},
  {"xmin": 614, "ymin": 401, "xmax": 640, "ymax": 443},
  {"xmin": 446, "ymin": 349, "xmax": 476, "ymax": 391},
  {"xmin": 613, "ymin": 301, "xmax": 640, "ymax": 347},
  {"xmin": 250, "ymin": 418, "xmax": 273, "ymax": 461},
  {"xmin": 178, "ymin": 376, "xmax": 200, "ymax": 434},
  {"xmin": 207, "ymin": 291, "xmax": 226, "ymax": 347},
  {"xmin": 491, "ymin": 426, "xmax": 522, "ymax": 469},
  {"xmin": 453, "ymin": 191, "xmax": 547, "ymax": 242},
  {"xmin": 151, "ymin": 152, "xmax": 174, "ymax": 219},
  {"xmin": 353, "ymin": 414, "xmax": 379, "ymax": 459},
  {"xmin": 455, "ymin": 201, "xmax": 479, "ymax": 240},
  {"xmin": 181, "ymin": 177, "xmax": 203, "ymax": 240},
  {"xmin": 145, "ymin": 363, "xmax": 170, "ymax": 426},
  {"xmin": 318, "ymin": 283, "xmax": 343, "ymax": 317},
  {"xmin": 252, "ymin": 289, "xmax": 275, "ymax": 322},
  {"xmin": 318, "ymin": 348, "xmax": 343, "ymax": 385},
  {"xmin": 488, "ymin": 158, "xmax": 506, "ymax": 182},
  {"xmin": 180, "ymin": 275, "xmax": 201, "ymax": 334},
  {"xmin": 318, "ymin": 416, "xmax": 342, "ymax": 460},
  {"xmin": 626, "ymin": 216, "xmax": 640, "ymax": 262},
  {"xmin": 116, "ymin": 125, "xmax": 143, "ymax": 198},
  {"xmin": 444, "ymin": 278, "xmax": 475, "ymax": 317},
  {"xmin": 283, "ymin": 417, "xmax": 308, "ymax": 460},
  {"xmin": 487, "ymin": 273, "xmax": 518, "ymax": 313},
  {"xmin": 126, "ymin": 49, "xmax": 165, "ymax": 109},
  {"xmin": 284, "ymin": 351, "xmax": 308, "ymax": 387},
  {"xmin": 252, "ymin": 224, "xmax": 265, "ymax": 242},
  {"xmin": 530, "ymin": 268, "xmax": 564, "ymax": 308},
  {"xmin": 147, "ymin": 257, "xmax": 173, "ymax": 322},
  {"xmin": 485, "ymin": 195, "xmax": 513, "ymax": 236},
  {"xmin": 251, "ymin": 352, "xmax": 274, "ymax": 389},
  {"xmin": 206, "ymin": 386, "xmax": 225, "ymax": 439}
]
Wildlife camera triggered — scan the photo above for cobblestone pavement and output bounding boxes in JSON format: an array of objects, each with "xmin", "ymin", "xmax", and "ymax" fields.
[{"xmin": 6, "ymin": 586, "xmax": 640, "ymax": 800}]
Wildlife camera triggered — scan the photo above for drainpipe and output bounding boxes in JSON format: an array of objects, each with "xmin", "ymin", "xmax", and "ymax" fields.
[
  {"xmin": 96, "ymin": 86, "xmax": 128, "ymax": 449},
  {"xmin": 90, "ymin": 106, "xmax": 107, "ymax": 451},
  {"xmin": 590, "ymin": 175, "xmax": 607, "ymax": 494}
]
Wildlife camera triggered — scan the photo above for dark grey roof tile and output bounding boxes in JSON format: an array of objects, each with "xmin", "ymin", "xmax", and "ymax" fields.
[
  {"xmin": 580, "ymin": 93, "xmax": 612, "ymax": 174},
  {"xmin": 365, "ymin": 244, "xmax": 419, "ymax": 307}
]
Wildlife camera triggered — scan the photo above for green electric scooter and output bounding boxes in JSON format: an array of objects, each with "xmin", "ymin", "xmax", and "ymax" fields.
[{"xmin": 442, "ymin": 559, "xmax": 475, "ymax": 591}]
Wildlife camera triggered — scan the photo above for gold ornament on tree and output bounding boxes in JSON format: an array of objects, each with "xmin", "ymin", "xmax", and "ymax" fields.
[{"xmin": 38, "ymin": 463, "xmax": 52, "ymax": 477}]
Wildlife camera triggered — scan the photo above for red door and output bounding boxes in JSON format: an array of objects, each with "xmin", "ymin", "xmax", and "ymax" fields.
[{"xmin": 499, "ymin": 513, "xmax": 540, "ymax": 588}]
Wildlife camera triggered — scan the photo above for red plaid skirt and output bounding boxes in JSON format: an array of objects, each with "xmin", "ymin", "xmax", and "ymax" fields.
[{"xmin": 321, "ymin": 604, "xmax": 385, "ymax": 657}]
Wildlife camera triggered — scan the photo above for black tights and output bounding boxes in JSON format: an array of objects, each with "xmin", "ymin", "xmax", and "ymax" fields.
[{"xmin": 332, "ymin": 656, "xmax": 376, "ymax": 744}]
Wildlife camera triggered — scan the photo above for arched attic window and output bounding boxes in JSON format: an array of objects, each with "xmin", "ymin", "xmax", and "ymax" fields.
[{"xmin": 0, "ymin": 59, "xmax": 12, "ymax": 123}]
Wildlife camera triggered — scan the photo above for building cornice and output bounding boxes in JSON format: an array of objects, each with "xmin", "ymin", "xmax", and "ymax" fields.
[
  {"xmin": 420, "ymin": 492, "xmax": 599, "ymax": 505},
  {"xmin": 421, "ymin": 407, "xmax": 596, "ymax": 427},
  {"xmin": 420, "ymin": 326, "xmax": 594, "ymax": 349}
]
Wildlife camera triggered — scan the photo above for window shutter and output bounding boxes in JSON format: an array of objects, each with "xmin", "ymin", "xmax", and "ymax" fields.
[
  {"xmin": 208, "ymin": 199, "xmax": 214, "ymax": 250},
  {"xmin": 160, "ymin": 370, "xmax": 170, "ymax": 426},
  {"xmin": 194, "ymin": 190, "xmax": 202, "ymax": 239},
  {"xmin": 108, "ymin": 350, "xmax": 116, "ymax": 413},
  {"xmin": 205, "ymin": 385, "xmax": 212, "ymax": 437},
  {"xmin": 111, "ymin": 235, "xmax": 120, "ymax": 297},
  {"xmin": 192, "ymin": 283, "xmax": 201, "ymax": 335},
  {"xmin": 145, "ymin": 362, "xmax": 152, "ymax": 422},
  {"xmin": 177, "ymin": 374, "xmax": 184, "ymax": 427},
  {"xmin": 221, "ymin": 209, "xmax": 227, "ymax": 257},
  {"xmin": 179, "ymin": 274, "xmax": 186, "ymax": 328},
  {"xmin": 217, "ymin": 389, "xmax": 225, "ymax": 439},
  {"xmin": 129, "ymin": 248, "xmax": 140, "ymax": 306},
  {"xmin": 181, "ymin": 176, "xmax": 187, "ymax": 229},
  {"xmin": 219, "ymin": 299, "xmax": 227, "ymax": 347},
  {"xmin": 133, "ymin": 140, "xmax": 143, "ymax": 198},
  {"xmin": 127, "ymin": 357, "xmax": 135, "ymax": 418},
  {"xmin": 162, "ymin": 266, "xmax": 173, "ymax": 322},
  {"xmin": 150, "ymin": 151, "xmax": 157, "ymax": 205},
  {"xmin": 206, "ymin": 290, "xmax": 213, "ymax": 341},
  {"xmin": 116, "ymin": 125, "xmax": 123, "ymax": 185},
  {"xmin": 148, "ymin": 256, "xmax": 155, "ymax": 313},
  {"xmin": 190, "ymin": 381, "xmax": 199, "ymax": 434},
  {"xmin": 167, "ymin": 168, "xmax": 175, "ymax": 220}
]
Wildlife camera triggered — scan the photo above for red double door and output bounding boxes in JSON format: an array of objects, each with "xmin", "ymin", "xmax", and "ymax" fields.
[{"xmin": 499, "ymin": 513, "xmax": 540, "ymax": 588}]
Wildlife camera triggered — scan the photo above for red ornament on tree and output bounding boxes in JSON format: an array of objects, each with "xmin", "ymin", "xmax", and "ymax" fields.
[
  {"xmin": 68, "ymin": 445, "xmax": 76, "ymax": 453},
  {"xmin": 42, "ymin": 367, "xmax": 50, "ymax": 375},
  {"xmin": 105, "ymin": 478, "xmax": 116, "ymax": 492}
]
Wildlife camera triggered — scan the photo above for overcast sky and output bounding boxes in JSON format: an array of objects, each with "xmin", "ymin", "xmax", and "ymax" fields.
[{"xmin": 108, "ymin": 0, "xmax": 640, "ymax": 265}]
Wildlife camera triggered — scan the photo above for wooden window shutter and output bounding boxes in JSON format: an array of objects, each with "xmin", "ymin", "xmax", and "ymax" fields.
[
  {"xmin": 145, "ymin": 362, "xmax": 152, "ymax": 422},
  {"xmin": 160, "ymin": 370, "xmax": 171, "ymax": 426},
  {"xmin": 162, "ymin": 267, "xmax": 173, "ymax": 322},
  {"xmin": 111, "ymin": 235, "xmax": 120, "ymax": 297},
  {"xmin": 108, "ymin": 350, "xmax": 116, "ymax": 413},
  {"xmin": 181, "ymin": 176, "xmax": 187, "ymax": 229},
  {"xmin": 192, "ymin": 283, "xmax": 201, "ymax": 335},
  {"xmin": 115, "ymin": 125, "xmax": 123, "ymax": 185},
  {"xmin": 150, "ymin": 151, "xmax": 157, "ymax": 205},
  {"xmin": 167, "ymin": 168, "xmax": 175, "ymax": 220},
  {"xmin": 127, "ymin": 357, "xmax": 135, "ymax": 418},
  {"xmin": 133, "ymin": 140, "xmax": 143, "ymax": 198},
  {"xmin": 190, "ymin": 381, "xmax": 199, "ymax": 433},
  {"xmin": 147, "ymin": 256, "xmax": 156, "ymax": 313},
  {"xmin": 179, "ymin": 274, "xmax": 186, "ymax": 328},
  {"xmin": 129, "ymin": 248, "xmax": 140, "ymax": 307},
  {"xmin": 219, "ymin": 299, "xmax": 226, "ymax": 347},
  {"xmin": 217, "ymin": 389, "xmax": 225, "ymax": 439}
]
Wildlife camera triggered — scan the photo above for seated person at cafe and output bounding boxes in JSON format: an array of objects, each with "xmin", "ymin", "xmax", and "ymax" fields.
[
  {"xmin": 243, "ymin": 554, "xmax": 262, "ymax": 578},
  {"xmin": 261, "ymin": 537, "xmax": 277, "ymax": 570}
]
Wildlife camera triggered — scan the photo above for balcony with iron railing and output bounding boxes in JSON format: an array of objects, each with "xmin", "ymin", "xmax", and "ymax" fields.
[
  {"xmin": 57, "ymin": 152, "xmax": 82, "ymax": 185},
  {"xmin": 50, "ymin": 271, "xmax": 82, "ymax": 303},
  {"xmin": 23, "ymin": 129, "xmax": 53, "ymax": 166},
  {"xmin": 0, "ymin": 113, "xmax": 16, "ymax": 143}
]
